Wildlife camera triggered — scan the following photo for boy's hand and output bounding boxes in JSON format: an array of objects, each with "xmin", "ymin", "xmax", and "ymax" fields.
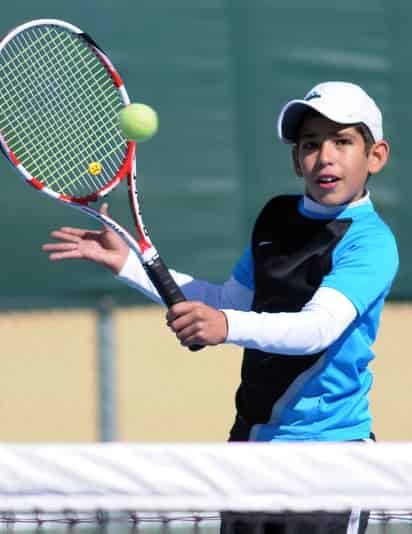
[
  {"xmin": 41, "ymin": 203, "xmax": 129, "ymax": 274},
  {"xmin": 166, "ymin": 301, "xmax": 228, "ymax": 347}
]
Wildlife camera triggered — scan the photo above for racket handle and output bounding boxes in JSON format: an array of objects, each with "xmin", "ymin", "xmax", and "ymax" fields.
[{"xmin": 145, "ymin": 256, "xmax": 204, "ymax": 352}]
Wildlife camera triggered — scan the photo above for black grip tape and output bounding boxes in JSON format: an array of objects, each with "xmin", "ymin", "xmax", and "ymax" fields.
[{"xmin": 145, "ymin": 256, "xmax": 203, "ymax": 352}]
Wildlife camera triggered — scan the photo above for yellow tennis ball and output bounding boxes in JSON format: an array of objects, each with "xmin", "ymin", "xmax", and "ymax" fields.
[
  {"xmin": 118, "ymin": 103, "xmax": 158, "ymax": 142},
  {"xmin": 88, "ymin": 161, "xmax": 102, "ymax": 175}
]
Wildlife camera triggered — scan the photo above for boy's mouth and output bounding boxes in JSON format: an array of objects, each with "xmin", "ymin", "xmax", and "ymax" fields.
[{"xmin": 316, "ymin": 175, "xmax": 341, "ymax": 189}]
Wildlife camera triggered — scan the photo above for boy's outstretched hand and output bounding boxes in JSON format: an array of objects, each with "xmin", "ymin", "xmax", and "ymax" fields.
[
  {"xmin": 41, "ymin": 203, "xmax": 129, "ymax": 274},
  {"xmin": 166, "ymin": 301, "xmax": 228, "ymax": 347}
]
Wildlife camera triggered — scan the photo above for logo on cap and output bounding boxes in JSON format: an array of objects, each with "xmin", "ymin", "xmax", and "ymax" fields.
[{"xmin": 305, "ymin": 90, "xmax": 321, "ymax": 102}]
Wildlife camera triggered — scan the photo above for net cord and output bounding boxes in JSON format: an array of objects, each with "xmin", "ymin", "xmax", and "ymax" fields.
[{"xmin": 0, "ymin": 442, "xmax": 411, "ymax": 513}]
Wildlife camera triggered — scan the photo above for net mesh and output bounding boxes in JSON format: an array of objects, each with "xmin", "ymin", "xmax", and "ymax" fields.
[
  {"xmin": 0, "ymin": 442, "xmax": 411, "ymax": 533},
  {"xmin": 2, "ymin": 512, "xmax": 412, "ymax": 534},
  {"xmin": 0, "ymin": 23, "xmax": 126, "ymax": 197}
]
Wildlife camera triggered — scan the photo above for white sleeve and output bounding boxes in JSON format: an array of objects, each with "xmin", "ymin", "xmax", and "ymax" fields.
[
  {"xmin": 223, "ymin": 286, "xmax": 357, "ymax": 355},
  {"xmin": 116, "ymin": 249, "xmax": 253, "ymax": 310}
]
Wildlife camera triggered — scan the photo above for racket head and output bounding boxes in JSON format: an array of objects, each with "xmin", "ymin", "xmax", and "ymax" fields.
[
  {"xmin": 0, "ymin": 18, "xmax": 133, "ymax": 204},
  {"xmin": 0, "ymin": 19, "xmax": 199, "ymax": 335}
]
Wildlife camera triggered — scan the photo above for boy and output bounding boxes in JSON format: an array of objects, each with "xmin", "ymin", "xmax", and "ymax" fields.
[{"xmin": 43, "ymin": 81, "xmax": 398, "ymax": 533}]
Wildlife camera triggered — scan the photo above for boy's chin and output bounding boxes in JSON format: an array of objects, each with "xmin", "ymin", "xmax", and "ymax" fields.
[{"xmin": 306, "ymin": 190, "xmax": 362, "ymax": 206}]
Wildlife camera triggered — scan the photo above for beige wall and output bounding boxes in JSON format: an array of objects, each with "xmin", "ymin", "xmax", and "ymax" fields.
[{"xmin": 0, "ymin": 303, "xmax": 410, "ymax": 442}]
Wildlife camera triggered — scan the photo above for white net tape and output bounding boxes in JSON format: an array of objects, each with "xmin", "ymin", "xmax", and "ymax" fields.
[{"xmin": 0, "ymin": 442, "xmax": 411, "ymax": 514}]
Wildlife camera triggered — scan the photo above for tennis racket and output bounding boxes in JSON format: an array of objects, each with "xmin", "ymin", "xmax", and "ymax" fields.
[{"xmin": 0, "ymin": 18, "xmax": 202, "ymax": 350}]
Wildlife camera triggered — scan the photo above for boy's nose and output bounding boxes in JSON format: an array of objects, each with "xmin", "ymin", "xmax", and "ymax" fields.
[{"xmin": 318, "ymin": 141, "xmax": 335, "ymax": 165}]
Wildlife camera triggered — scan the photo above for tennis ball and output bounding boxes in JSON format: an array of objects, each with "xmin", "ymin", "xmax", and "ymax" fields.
[{"xmin": 118, "ymin": 103, "xmax": 158, "ymax": 142}]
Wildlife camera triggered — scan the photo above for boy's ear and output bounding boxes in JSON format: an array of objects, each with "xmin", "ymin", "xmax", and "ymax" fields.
[
  {"xmin": 368, "ymin": 140, "xmax": 390, "ymax": 175},
  {"xmin": 292, "ymin": 145, "xmax": 303, "ymax": 176}
]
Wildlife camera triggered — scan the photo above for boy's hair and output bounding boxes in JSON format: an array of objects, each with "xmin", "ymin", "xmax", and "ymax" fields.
[{"xmin": 355, "ymin": 123, "xmax": 375, "ymax": 155}]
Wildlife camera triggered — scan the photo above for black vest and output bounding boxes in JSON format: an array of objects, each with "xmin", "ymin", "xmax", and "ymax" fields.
[{"xmin": 229, "ymin": 195, "xmax": 352, "ymax": 441}]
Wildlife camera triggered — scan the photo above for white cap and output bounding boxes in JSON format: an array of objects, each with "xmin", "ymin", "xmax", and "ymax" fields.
[{"xmin": 277, "ymin": 81, "xmax": 383, "ymax": 144}]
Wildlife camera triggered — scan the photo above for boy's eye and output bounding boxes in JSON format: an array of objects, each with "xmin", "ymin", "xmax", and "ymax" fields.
[
  {"xmin": 300, "ymin": 137, "xmax": 353, "ymax": 150},
  {"xmin": 301, "ymin": 141, "xmax": 318, "ymax": 150},
  {"xmin": 336, "ymin": 137, "xmax": 352, "ymax": 145}
]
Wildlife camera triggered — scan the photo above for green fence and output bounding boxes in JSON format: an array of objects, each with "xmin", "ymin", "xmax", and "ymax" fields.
[{"xmin": 1, "ymin": 1, "xmax": 410, "ymax": 309}]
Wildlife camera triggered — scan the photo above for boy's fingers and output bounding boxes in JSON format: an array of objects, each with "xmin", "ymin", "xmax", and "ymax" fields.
[
  {"xmin": 100, "ymin": 202, "xmax": 109, "ymax": 216},
  {"xmin": 42, "ymin": 242, "xmax": 78, "ymax": 251},
  {"xmin": 166, "ymin": 301, "xmax": 198, "ymax": 322},
  {"xmin": 48, "ymin": 251, "xmax": 82, "ymax": 261},
  {"xmin": 52, "ymin": 227, "xmax": 99, "ymax": 238},
  {"xmin": 49, "ymin": 229, "xmax": 101, "ymax": 243}
]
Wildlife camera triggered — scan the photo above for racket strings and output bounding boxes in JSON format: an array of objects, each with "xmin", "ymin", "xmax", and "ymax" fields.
[
  {"xmin": 42, "ymin": 34, "xmax": 123, "ymax": 190},
  {"xmin": 0, "ymin": 25, "xmax": 55, "ymax": 77},
  {"xmin": 11, "ymin": 27, "xmax": 123, "ymax": 192},
  {"xmin": 1, "ymin": 31, "xmax": 86, "ymax": 158},
  {"xmin": 20, "ymin": 33, "xmax": 121, "ymax": 193},
  {"xmin": 2, "ymin": 31, "xmax": 107, "ymax": 192},
  {"xmin": 0, "ymin": 32, "xmax": 118, "ymax": 197},
  {"xmin": 6, "ymin": 27, "xmax": 123, "ymax": 177},
  {"xmin": 0, "ymin": 24, "xmax": 126, "ymax": 197}
]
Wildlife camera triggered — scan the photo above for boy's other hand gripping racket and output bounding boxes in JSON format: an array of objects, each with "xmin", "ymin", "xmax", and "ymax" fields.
[{"xmin": 0, "ymin": 18, "xmax": 202, "ymax": 351}]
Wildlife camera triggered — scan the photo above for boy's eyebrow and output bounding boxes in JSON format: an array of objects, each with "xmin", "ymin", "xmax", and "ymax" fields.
[
  {"xmin": 299, "ymin": 132, "xmax": 317, "ymax": 139},
  {"xmin": 299, "ymin": 129, "xmax": 358, "ymax": 140},
  {"xmin": 334, "ymin": 130, "xmax": 357, "ymax": 138}
]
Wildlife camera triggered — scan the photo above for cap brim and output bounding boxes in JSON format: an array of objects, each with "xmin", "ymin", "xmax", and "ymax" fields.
[
  {"xmin": 277, "ymin": 100, "xmax": 325, "ymax": 144},
  {"xmin": 277, "ymin": 98, "xmax": 374, "ymax": 144}
]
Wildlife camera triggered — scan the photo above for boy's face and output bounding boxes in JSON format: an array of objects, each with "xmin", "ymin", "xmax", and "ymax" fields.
[{"xmin": 293, "ymin": 114, "xmax": 388, "ymax": 205}]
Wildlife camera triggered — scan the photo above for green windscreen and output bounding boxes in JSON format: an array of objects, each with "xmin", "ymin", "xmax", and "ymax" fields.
[{"xmin": 1, "ymin": 1, "xmax": 409, "ymax": 309}]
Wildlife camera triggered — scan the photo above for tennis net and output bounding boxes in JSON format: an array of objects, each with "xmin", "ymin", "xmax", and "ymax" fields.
[{"xmin": 0, "ymin": 442, "xmax": 411, "ymax": 533}]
